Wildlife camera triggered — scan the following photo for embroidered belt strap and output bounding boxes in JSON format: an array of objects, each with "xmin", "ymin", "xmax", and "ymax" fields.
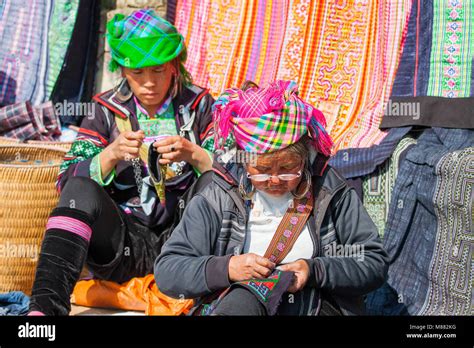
[{"xmin": 263, "ymin": 190, "xmax": 314, "ymax": 265}]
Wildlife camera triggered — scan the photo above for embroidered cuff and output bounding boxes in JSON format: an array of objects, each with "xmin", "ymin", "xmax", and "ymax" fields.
[{"xmin": 90, "ymin": 153, "xmax": 115, "ymax": 186}]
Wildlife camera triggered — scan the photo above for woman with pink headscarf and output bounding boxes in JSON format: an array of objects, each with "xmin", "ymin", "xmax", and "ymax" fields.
[{"xmin": 155, "ymin": 80, "xmax": 388, "ymax": 315}]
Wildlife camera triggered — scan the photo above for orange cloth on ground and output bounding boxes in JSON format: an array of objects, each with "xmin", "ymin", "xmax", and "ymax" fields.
[{"xmin": 71, "ymin": 274, "xmax": 194, "ymax": 315}]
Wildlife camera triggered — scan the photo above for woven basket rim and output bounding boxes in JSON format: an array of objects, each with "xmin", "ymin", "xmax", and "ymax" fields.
[
  {"xmin": 0, "ymin": 144, "xmax": 67, "ymax": 168},
  {"xmin": 27, "ymin": 140, "xmax": 73, "ymax": 145}
]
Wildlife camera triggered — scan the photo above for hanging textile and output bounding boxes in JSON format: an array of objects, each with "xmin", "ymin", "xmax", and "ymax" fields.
[
  {"xmin": 420, "ymin": 146, "xmax": 474, "ymax": 315},
  {"xmin": 0, "ymin": 101, "xmax": 61, "ymax": 141},
  {"xmin": 385, "ymin": 0, "xmax": 474, "ymax": 129},
  {"xmin": 50, "ymin": 0, "xmax": 100, "ymax": 127},
  {"xmin": 328, "ymin": 127, "xmax": 412, "ymax": 179},
  {"xmin": 0, "ymin": 0, "xmax": 52, "ymax": 106},
  {"xmin": 170, "ymin": 0, "xmax": 412, "ymax": 151},
  {"xmin": 427, "ymin": 0, "xmax": 474, "ymax": 98},
  {"xmin": 45, "ymin": 0, "xmax": 80, "ymax": 99},
  {"xmin": 382, "ymin": 128, "xmax": 474, "ymax": 315},
  {"xmin": 173, "ymin": 0, "xmax": 212, "ymax": 88},
  {"xmin": 362, "ymin": 134, "xmax": 418, "ymax": 238}
]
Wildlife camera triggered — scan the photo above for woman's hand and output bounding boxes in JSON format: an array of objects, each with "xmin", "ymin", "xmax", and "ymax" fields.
[
  {"xmin": 153, "ymin": 135, "xmax": 212, "ymax": 173},
  {"xmin": 107, "ymin": 130, "xmax": 145, "ymax": 161},
  {"xmin": 279, "ymin": 259, "xmax": 310, "ymax": 293},
  {"xmin": 99, "ymin": 130, "xmax": 145, "ymax": 178},
  {"xmin": 228, "ymin": 253, "xmax": 276, "ymax": 282}
]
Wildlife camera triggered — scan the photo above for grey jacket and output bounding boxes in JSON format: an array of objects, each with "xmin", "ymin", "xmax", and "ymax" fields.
[{"xmin": 154, "ymin": 157, "xmax": 389, "ymax": 315}]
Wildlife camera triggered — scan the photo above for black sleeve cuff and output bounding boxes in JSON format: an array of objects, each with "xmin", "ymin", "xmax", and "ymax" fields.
[
  {"xmin": 303, "ymin": 258, "xmax": 326, "ymax": 288},
  {"xmin": 205, "ymin": 255, "xmax": 232, "ymax": 292}
]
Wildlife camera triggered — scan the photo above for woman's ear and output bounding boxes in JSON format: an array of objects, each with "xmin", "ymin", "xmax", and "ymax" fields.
[{"xmin": 120, "ymin": 66, "xmax": 126, "ymax": 78}]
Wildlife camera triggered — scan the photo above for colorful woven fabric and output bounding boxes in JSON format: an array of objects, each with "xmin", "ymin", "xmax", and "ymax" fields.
[
  {"xmin": 107, "ymin": 9, "xmax": 185, "ymax": 72},
  {"xmin": 173, "ymin": 0, "xmax": 211, "ymax": 88},
  {"xmin": 134, "ymin": 95, "xmax": 177, "ymax": 142},
  {"xmin": 172, "ymin": 0, "xmax": 411, "ymax": 151},
  {"xmin": 45, "ymin": 0, "xmax": 80, "ymax": 99},
  {"xmin": 391, "ymin": 0, "xmax": 474, "ymax": 99},
  {"xmin": 0, "ymin": 101, "xmax": 59, "ymax": 141},
  {"xmin": 57, "ymin": 129, "xmax": 108, "ymax": 189},
  {"xmin": 213, "ymin": 80, "xmax": 333, "ymax": 155},
  {"xmin": 391, "ymin": 0, "xmax": 434, "ymax": 97},
  {"xmin": 0, "ymin": 0, "xmax": 52, "ymax": 105},
  {"xmin": 0, "ymin": 102, "xmax": 33, "ymax": 133},
  {"xmin": 362, "ymin": 135, "xmax": 417, "ymax": 238},
  {"xmin": 200, "ymin": 270, "xmax": 294, "ymax": 316},
  {"xmin": 427, "ymin": 0, "xmax": 474, "ymax": 98}
]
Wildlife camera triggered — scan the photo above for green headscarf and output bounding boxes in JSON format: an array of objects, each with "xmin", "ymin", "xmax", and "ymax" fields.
[{"xmin": 106, "ymin": 9, "xmax": 186, "ymax": 72}]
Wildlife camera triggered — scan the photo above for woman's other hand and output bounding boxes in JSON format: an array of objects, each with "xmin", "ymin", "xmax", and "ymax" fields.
[
  {"xmin": 153, "ymin": 135, "xmax": 212, "ymax": 173},
  {"xmin": 279, "ymin": 259, "xmax": 310, "ymax": 293},
  {"xmin": 99, "ymin": 130, "xmax": 145, "ymax": 178},
  {"xmin": 107, "ymin": 130, "xmax": 145, "ymax": 161}
]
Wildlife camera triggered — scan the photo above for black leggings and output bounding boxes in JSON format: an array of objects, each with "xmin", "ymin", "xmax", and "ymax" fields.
[
  {"xmin": 30, "ymin": 177, "xmax": 165, "ymax": 315},
  {"xmin": 57, "ymin": 176, "xmax": 124, "ymax": 265},
  {"xmin": 212, "ymin": 287, "xmax": 267, "ymax": 316},
  {"xmin": 57, "ymin": 176, "xmax": 164, "ymax": 282}
]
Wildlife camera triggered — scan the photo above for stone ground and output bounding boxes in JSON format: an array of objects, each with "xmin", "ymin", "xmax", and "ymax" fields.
[{"xmin": 70, "ymin": 304, "xmax": 145, "ymax": 316}]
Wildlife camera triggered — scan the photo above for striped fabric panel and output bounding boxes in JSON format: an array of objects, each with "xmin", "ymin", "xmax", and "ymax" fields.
[
  {"xmin": 45, "ymin": 0, "xmax": 80, "ymax": 99},
  {"xmin": 175, "ymin": 0, "xmax": 212, "ymax": 87},
  {"xmin": 46, "ymin": 216, "xmax": 93, "ymax": 242}
]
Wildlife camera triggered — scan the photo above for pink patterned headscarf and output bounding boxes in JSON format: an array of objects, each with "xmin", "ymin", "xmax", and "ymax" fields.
[{"xmin": 212, "ymin": 80, "xmax": 333, "ymax": 156}]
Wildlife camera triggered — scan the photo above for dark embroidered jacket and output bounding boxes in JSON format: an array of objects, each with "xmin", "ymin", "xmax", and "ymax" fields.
[{"xmin": 57, "ymin": 80, "xmax": 215, "ymax": 230}]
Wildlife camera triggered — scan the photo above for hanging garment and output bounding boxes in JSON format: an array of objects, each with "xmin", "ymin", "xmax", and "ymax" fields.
[
  {"xmin": 51, "ymin": 0, "xmax": 100, "ymax": 127},
  {"xmin": 329, "ymin": 127, "xmax": 412, "ymax": 179},
  {"xmin": 384, "ymin": 0, "xmax": 474, "ymax": 129},
  {"xmin": 381, "ymin": 128, "xmax": 474, "ymax": 315},
  {"xmin": 0, "ymin": 101, "xmax": 60, "ymax": 141},
  {"xmin": 362, "ymin": 134, "xmax": 418, "ymax": 238},
  {"xmin": 390, "ymin": 0, "xmax": 434, "ymax": 97}
]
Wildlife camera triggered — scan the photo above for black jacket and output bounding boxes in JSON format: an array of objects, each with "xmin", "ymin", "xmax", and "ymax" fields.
[{"xmin": 154, "ymin": 156, "xmax": 389, "ymax": 315}]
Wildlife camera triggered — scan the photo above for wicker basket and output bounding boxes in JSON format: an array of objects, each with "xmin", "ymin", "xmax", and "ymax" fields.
[
  {"xmin": 0, "ymin": 136, "xmax": 21, "ymax": 145},
  {"xmin": 27, "ymin": 140, "xmax": 72, "ymax": 152},
  {"xmin": 0, "ymin": 145, "xmax": 67, "ymax": 295},
  {"xmin": 0, "ymin": 137, "xmax": 72, "ymax": 152}
]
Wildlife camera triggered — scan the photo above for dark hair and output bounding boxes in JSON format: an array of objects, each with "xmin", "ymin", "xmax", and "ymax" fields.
[
  {"xmin": 259, "ymin": 134, "xmax": 311, "ymax": 163},
  {"xmin": 241, "ymin": 80, "xmax": 259, "ymax": 91},
  {"xmin": 172, "ymin": 52, "xmax": 193, "ymax": 88}
]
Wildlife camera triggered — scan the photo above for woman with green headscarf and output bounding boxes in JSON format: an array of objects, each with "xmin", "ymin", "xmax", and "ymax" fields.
[{"xmin": 28, "ymin": 9, "xmax": 218, "ymax": 316}]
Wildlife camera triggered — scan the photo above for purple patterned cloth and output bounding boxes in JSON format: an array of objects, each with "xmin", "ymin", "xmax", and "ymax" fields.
[
  {"xmin": 0, "ymin": 101, "xmax": 60, "ymax": 141},
  {"xmin": 0, "ymin": 0, "xmax": 52, "ymax": 105}
]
